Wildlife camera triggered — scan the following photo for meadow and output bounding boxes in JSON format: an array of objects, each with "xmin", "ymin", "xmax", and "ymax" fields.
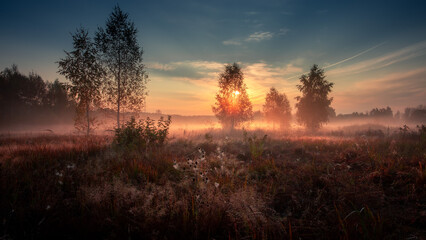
[{"xmin": 0, "ymin": 124, "xmax": 425, "ymax": 239}]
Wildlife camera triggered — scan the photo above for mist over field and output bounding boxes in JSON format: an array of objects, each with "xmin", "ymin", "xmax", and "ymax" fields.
[{"xmin": 1, "ymin": 108, "xmax": 424, "ymax": 136}]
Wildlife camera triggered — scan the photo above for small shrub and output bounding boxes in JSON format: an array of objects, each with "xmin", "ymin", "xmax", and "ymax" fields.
[
  {"xmin": 113, "ymin": 116, "xmax": 172, "ymax": 154},
  {"xmin": 243, "ymin": 130, "xmax": 267, "ymax": 161}
]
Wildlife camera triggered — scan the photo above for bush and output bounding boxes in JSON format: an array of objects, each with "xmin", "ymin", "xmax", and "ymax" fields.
[
  {"xmin": 243, "ymin": 130, "xmax": 267, "ymax": 161},
  {"xmin": 113, "ymin": 116, "xmax": 172, "ymax": 153}
]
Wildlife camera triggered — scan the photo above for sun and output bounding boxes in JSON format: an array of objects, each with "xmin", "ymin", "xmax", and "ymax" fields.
[{"xmin": 233, "ymin": 90, "xmax": 240, "ymax": 96}]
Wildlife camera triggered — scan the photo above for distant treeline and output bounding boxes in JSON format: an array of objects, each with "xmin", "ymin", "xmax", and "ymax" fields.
[
  {"xmin": 1, "ymin": 65, "xmax": 425, "ymax": 129},
  {"xmin": 333, "ymin": 106, "xmax": 426, "ymax": 122},
  {"xmin": 0, "ymin": 65, "xmax": 75, "ymax": 128}
]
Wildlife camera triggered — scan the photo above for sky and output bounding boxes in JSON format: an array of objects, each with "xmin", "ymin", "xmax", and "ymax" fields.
[{"xmin": 1, "ymin": 0, "xmax": 426, "ymax": 115}]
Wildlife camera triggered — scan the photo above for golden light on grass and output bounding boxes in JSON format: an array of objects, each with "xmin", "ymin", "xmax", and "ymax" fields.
[{"xmin": 233, "ymin": 90, "xmax": 240, "ymax": 96}]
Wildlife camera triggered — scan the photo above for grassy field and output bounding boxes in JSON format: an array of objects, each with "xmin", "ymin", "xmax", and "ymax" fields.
[{"xmin": 0, "ymin": 126, "xmax": 425, "ymax": 239}]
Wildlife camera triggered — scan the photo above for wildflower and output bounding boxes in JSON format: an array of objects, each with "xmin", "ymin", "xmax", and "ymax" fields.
[
  {"xmin": 66, "ymin": 164, "xmax": 75, "ymax": 169},
  {"xmin": 46, "ymin": 205, "xmax": 51, "ymax": 210},
  {"xmin": 58, "ymin": 180, "xmax": 63, "ymax": 185},
  {"xmin": 214, "ymin": 182, "xmax": 220, "ymax": 188},
  {"xmin": 173, "ymin": 163, "xmax": 179, "ymax": 170},
  {"xmin": 55, "ymin": 171, "xmax": 63, "ymax": 177}
]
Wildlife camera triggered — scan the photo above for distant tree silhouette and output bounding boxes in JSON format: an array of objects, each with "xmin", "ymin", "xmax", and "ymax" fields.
[
  {"xmin": 212, "ymin": 63, "xmax": 253, "ymax": 131},
  {"xmin": 45, "ymin": 79, "xmax": 70, "ymax": 113},
  {"xmin": 263, "ymin": 87, "xmax": 291, "ymax": 130},
  {"xmin": 369, "ymin": 106, "xmax": 393, "ymax": 119},
  {"xmin": 0, "ymin": 65, "xmax": 74, "ymax": 127},
  {"xmin": 58, "ymin": 27, "xmax": 104, "ymax": 135},
  {"xmin": 404, "ymin": 105, "xmax": 426, "ymax": 122},
  {"xmin": 295, "ymin": 64, "xmax": 334, "ymax": 131},
  {"xmin": 95, "ymin": 5, "xmax": 148, "ymax": 128},
  {"xmin": 0, "ymin": 65, "xmax": 46, "ymax": 112}
]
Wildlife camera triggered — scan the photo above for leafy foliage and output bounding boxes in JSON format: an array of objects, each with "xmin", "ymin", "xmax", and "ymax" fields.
[
  {"xmin": 296, "ymin": 64, "xmax": 334, "ymax": 131},
  {"xmin": 243, "ymin": 131, "xmax": 268, "ymax": 161},
  {"xmin": 58, "ymin": 27, "xmax": 104, "ymax": 134},
  {"xmin": 212, "ymin": 63, "xmax": 253, "ymax": 130},
  {"xmin": 95, "ymin": 5, "xmax": 148, "ymax": 128},
  {"xmin": 263, "ymin": 87, "xmax": 292, "ymax": 129},
  {"xmin": 114, "ymin": 116, "xmax": 172, "ymax": 153}
]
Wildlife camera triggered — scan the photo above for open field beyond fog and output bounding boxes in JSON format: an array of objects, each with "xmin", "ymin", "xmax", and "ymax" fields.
[{"xmin": 1, "ymin": 126, "xmax": 425, "ymax": 239}]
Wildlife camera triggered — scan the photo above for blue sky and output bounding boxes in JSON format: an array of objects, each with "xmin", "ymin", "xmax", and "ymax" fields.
[{"xmin": 1, "ymin": 0, "xmax": 426, "ymax": 115}]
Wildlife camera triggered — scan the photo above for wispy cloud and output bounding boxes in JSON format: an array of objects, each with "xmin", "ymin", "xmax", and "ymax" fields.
[
  {"xmin": 146, "ymin": 62, "xmax": 176, "ymax": 71},
  {"xmin": 223, "ymin": 28, "xmax": 288, "ymax": 46},
  {"xmin": 333, "ymin": 67, "xmax": 426, "ymax": 113},
  {"xmin": 285, "ymin": 41, "xmax": 426, "ymax": 80},
  {"xmin": 222, "ymin": 39, "xmax": 242, "ymax": 46},
  {"xmin": 245, "ymin": 31, "xmax": 274, "ymax": 42},
  {"xmin": 277, "ymin": 28, "xmax": 289, "ymax": 36},
  {"xmin": 324, "ymin": 42, "xmax": 385, "ymax": 69},
  {"xmin": 328, "ymin": 41, "xmax": 426, "ymax": 76}
]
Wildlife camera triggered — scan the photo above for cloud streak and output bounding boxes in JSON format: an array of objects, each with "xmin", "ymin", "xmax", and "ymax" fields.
[
  {"xmin": 333, "ymin": 67, "xmax": 426, "ymax": 113},
  {"xmin": 222, "ymin": 28, "xmax": 289, "ymax": 46},
  {"xmin": 323, "ymin": 42, "xmax": 385, "ymax": 70},
  {"xmin": 245, "ymin": 31, "xmax": 274, "ymax": 42},
  {"xmin": 222, "ymin": 39, "xmax": 242, "ymax": 46},
  {"xmin": 328, "ymin": 41, "xmax": 426, "ymax": 76}
]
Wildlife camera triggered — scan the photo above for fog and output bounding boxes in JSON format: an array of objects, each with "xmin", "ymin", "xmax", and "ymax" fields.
[{"xmin": 1, "ymin": 109, "xmax": 424, "ymax": 138}]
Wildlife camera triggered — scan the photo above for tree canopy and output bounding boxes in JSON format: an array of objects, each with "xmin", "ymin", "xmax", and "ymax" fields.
[
  {"xmin": 95, "ymin": 5, "xmax": 148, "ymax": 128},
  {"xmin": 263, "ymin": 87, "xmax": 291, "ymax": 129},
  {"xmin": 212, "ymin": 63, "xmax": 253, "ymax": 130},
  {"xmin": 295, "ymin": 64, "xmax": 333, "ymax": 131},
  {"xmin": 58, "ymin": 27, "xmax": 104, "ymax": 134}
]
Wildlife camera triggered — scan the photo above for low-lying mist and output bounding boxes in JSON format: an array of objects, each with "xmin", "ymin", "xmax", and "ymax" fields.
[{"xmin": 1, "ymin": 111, "xmax": 424, "ymax": 138}]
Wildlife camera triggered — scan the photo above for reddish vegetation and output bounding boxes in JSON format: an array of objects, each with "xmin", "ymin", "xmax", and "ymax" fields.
[{"xmin": 0, "ymin": 128, "xmax": 425, "ymax": 239}]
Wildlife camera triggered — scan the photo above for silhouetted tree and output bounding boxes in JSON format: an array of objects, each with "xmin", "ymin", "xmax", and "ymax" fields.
[
  {"xmin": 404, "ymin": 105, "xmax": 426, "ymax": 122},
  {"xmin": 369, "ymin": 106, "xmax": 393, "ymax": 119},
  {"xmin": 0, "ymin": 65, "xmax": 47, "ymax": 122},
  {"xmin": 295, "ymin": 64, "xmax": 334, "ymax": 131},
  {"xmin": 263, "ymin": 87, "xmax": 291, "ymax": 130},
  {"xmin": 0, "ymin": 65, "xmax": 75, "ymax": 127},
  {"xmin": 45, "ymin": 79, "xmax": 70, "ymax": 113},
  {"xmin": 95, "ymin": 5, "xmax": 148, "ymax": 128},
  {"xmin": 58, "ymin": 27, "xmax": 104, "ymax": 135},
  {"xmin": 212, "ymin": 63, "xmax": 253, "ymax": 131}
]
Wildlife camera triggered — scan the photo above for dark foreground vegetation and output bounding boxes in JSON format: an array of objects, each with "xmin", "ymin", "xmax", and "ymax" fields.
[{"xmin": 1, "ymin": 125, "xmax": 425, "ymax": 239}]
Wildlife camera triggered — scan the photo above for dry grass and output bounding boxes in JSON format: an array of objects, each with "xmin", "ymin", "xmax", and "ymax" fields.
[{"xmin": 0, "ymin": 128, "xmax": 425, "ymax": 239}]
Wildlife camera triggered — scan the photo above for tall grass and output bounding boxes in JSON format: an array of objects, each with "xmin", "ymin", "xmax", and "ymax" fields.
[{"xmin": 0, "ymin": 127, "xmax": 425, "ymax": 239}]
